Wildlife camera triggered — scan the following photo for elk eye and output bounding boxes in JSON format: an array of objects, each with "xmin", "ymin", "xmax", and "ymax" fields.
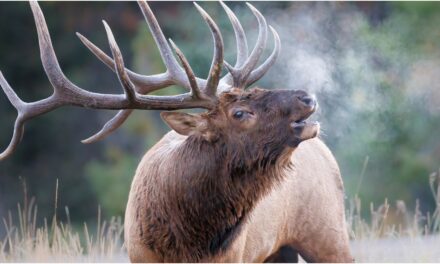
[{"xmin": 233, "ymin": 110, "xmax": 245, "ymax": 119}]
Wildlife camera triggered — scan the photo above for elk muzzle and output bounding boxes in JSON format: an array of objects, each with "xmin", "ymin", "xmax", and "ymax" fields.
[{"xmin": 289, "ymin": 91, "xmax": 319, "ymax": 146}]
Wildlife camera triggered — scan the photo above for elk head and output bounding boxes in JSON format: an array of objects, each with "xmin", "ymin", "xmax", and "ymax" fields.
[
  {"xmin": 0, "ymin": 1, "xmax": 319, "ymax": 163},
  {"xmin": 161, "ymin": 88, "xmax": 318, "ymax": 157}
]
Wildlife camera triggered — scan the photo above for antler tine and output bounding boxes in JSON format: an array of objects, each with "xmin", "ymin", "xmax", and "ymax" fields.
[
  {"xmin": 223, "ymin": 3, "xmax": 268, "ymax": 89},
  {"xmin": 217, "ymin": 1, "xmax": 248, "ymax": 88},
  {"xmin": 103, "ymin": 21, "xmax": 137, "ymax": 101},
  {"xmin": 0, "ymin": 72, "xmax": 25, "ymax": 112},
  {"xmin": 246, "ymin": 26, "xmax": 281, "ymax": 87},
  {"xmin": 0, "ymin": 117, "xmax": 25, "ymax": 161},
  {"xmin": 0, "ymin": 72, "xmax": 26, "ymax": 160},
  {"xmin": 81, "ymin": 109, "xmax": 134, "ymax": 144},
  {"xmin": 219, "ymin": 1, "xmax": 248, "ymax": 70},
  {"xmin": 137, "ymin": 1, "xmax": 187, "ymax": 84},
  {"xmin": 169, "ymin": 39, "xmax": 202, "ymax": 99},
  {"xmin": 77, "ymin": 32, "xmax": 172, "ymax": 94},
  {"xmin": 30, "ymin": 1, "xmax": 82, "ymax": 97},
  {"xmin": 193, "ymin": 3, "xmax": 224, "ymax": 97}
]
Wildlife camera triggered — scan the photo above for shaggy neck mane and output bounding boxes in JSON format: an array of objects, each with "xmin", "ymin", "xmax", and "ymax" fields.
[{"xmin": 141, "ymin": 135, "xmax": 292, "ymax": 262}]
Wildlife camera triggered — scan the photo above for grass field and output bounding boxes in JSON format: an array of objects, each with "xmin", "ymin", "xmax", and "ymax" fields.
[
  {"xmin": 351, "ymin": 235, "xmax": 440, "ymax": 262},
  {"xmin": 1, "ymin": 172, "xmax": 439, "ymax": 262}
]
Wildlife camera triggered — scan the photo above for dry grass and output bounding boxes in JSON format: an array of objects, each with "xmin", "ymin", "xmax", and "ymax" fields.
[
  {"xmin": 347, "ymin": 169, "xmax": 440, "ymax": 262},
  {"xmin": 350, "ymin": 235, "xmax": 440, "ymax": 262},
  {"xmin": 0, "ymin": 179, "xmax": 126, "ymax": 262},
  {"xmin": 1, "ymin": 172, "xmax": 439, "ymax": 262},
  {"xmin": 348, "ymin": 169, "xmax": 440, "ymax": 239},
  {"xmin": 0, "ymin": 208, "xmax": 126, "ymax": 262}
]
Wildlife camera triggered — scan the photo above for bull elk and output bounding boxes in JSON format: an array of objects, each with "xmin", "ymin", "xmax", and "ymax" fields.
[{"xmin": 0, "ymin": 1, "xmax": 353, "ymax": 262}]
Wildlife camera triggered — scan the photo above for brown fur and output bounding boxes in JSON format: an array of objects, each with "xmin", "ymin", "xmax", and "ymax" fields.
[{"xmin": 124, "ymin": 88, "xmax": 353, "ymax": 262}]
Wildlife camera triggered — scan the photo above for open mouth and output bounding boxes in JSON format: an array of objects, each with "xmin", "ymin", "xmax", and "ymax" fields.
[
  {"xmin": 290, "ymin": 114, "xmax": 320, "ymax": 142},
  {"xmin": 288, "ymin": 97, "xmax": 320, "ymax": 143}
]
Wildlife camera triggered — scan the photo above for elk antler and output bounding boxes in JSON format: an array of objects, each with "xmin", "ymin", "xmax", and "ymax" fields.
[
  {"xmin": 0, "ymin": 1, "xmax": 280, "ymax": 159},
  {"xmin": 77, "ymin": 1, "xmax": 280, "ymax": 144},
  {"xmin": 0, "ymin": 1, "xmax": 217, "ymax": 160},
  {"xmin": 222, "ymin": 3, "xmax": 281, "ymax": 90}
]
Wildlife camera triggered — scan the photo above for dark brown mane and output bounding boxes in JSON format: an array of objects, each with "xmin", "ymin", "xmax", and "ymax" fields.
[{"xmin": 138, "ymin": 132, "xmax": 293, "ymax": 262}]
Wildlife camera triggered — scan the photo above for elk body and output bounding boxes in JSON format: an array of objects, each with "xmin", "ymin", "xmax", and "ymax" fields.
[{"xmin": 0, "ymin": 2, "xmax": 353, "ymax": 262}]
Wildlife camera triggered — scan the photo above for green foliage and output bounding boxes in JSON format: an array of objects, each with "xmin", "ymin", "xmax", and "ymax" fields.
[
  {"xmin": 85, "ymin": 146, "xmax": 137, "ymax": 217},
  {"xmin": 331, "ymin": 2, "xmax": 440, "ymax": 209}
]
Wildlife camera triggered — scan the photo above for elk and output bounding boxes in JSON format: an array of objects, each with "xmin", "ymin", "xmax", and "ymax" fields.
[{"xmin": 0, "ymin": 1, "xmax": 353, "ymax": 262}]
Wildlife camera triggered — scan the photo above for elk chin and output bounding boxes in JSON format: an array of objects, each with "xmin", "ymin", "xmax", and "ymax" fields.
[{"xmin": 288, "ymin": 121, "xmax": 320, "ymax": 147}]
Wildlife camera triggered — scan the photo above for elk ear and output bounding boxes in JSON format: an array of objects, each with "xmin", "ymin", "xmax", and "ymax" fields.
[{"xmin": 161, "ymin": 111, "xmax": 210, "ymax": 138}]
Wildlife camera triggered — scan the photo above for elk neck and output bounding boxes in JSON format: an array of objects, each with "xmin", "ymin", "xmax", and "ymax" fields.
[{"xmin": 139, "ymin": 133, "xmax": 293, "ymax": 262}]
